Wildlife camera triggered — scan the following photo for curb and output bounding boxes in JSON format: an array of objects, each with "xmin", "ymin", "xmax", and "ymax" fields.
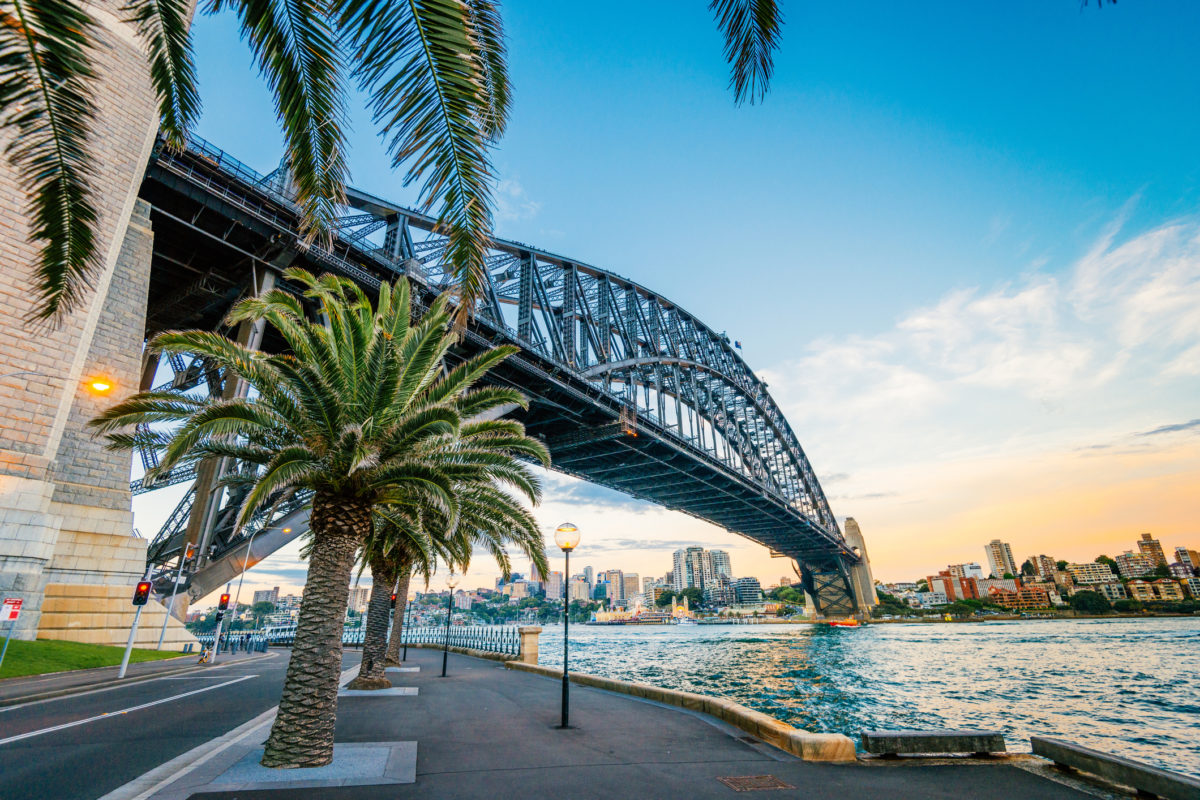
[
  {"xmin": 0, "ymin": 652, "xmax": 274, "ymax": 709},
  {"xmin": 505, "ymin": 661, "xmax": 857, "ymax": 763}
]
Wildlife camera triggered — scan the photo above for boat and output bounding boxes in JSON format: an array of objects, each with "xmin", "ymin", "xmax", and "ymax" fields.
[{"xmin": 824, "ymin": 619, "xmax": 863, "ymax": 628}]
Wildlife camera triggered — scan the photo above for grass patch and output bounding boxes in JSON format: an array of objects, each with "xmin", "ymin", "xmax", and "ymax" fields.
[{"xmin": 0, "ymin": 639, "xmax": 188, "ymax": 680}]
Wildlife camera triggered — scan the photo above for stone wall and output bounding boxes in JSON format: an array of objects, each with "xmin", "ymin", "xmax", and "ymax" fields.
[{"xmin": 0, "ymin": 0, "xmax": 176, "ymax": 643}]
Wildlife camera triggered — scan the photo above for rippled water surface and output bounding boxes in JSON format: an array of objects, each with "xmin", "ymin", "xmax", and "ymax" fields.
[{"xmin": 536, "ymin": 617, "xmax": 1200, "ymax": 776}]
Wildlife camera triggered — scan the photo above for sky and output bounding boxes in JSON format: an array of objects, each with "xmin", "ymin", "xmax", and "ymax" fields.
[{"xmin": 134, "ymin": 1, "xmax": 1200, "ymax": 604}]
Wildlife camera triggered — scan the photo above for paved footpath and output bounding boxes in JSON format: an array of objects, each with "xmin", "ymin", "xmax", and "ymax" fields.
[
  {"xmin": 137, "ymin": 649, "xmax": 1100, "ymax": 800},
  {"xmin": 0, "ymin": 649, "xmax": 358, "ymax": 800}
]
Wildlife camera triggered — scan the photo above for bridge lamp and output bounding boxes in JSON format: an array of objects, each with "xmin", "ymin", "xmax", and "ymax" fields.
[
  {"xmin": 554, "ymin": 523, "xmax": 581, "ymax": 729},
  {"xmin": 441, "ymin": 572, "xmax": 460, "ymax": 677},
  {"xmin": 86, "ymin": 377, "xmax": 114, "ymax": 396}
]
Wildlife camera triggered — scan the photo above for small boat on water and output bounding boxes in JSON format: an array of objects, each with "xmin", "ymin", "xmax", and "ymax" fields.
[{"xmin": 824, "ymin": 619, "xmax": 863, "ymax": 628}]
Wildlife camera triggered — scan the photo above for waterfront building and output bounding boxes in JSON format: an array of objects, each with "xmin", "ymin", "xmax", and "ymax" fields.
[
  {"xmin": 1167, "ymin": 562, "xmax": 1193, "ymax": 579},
  {"xmin": 1175, "ymin": 547, "xmax": 1199, "ymax": 572},
  {"xmin": 1127, "ymin": 580, "xmax": 1156, "ymax": 602},
  {"xmin": 1051, "ymin": 570, "xmax": 1076, "ymax": 589},
  {"xmin": 1028, "ymin": 555, "xmax": 1058, "ymax": 578},
  {"xmin": 881, "ymin": 582, "xmax": 919, "ymax": 594},
  {"xmin": 709, "ymin": 550, "xmax": 733, "ymax": 579},
  {"xmin": 545, "ymin": 571, "xmax": 564, "ymax": 600},
  {"xmin": 1091, "ymin": 582, "xmax": 1127, "ymax": 602},
  {"xmin": 907, "ymin": 591, "xmax": 948, "ymax": 608},
  {"xmin": 988, "ymin": 585, "xmax": 1051, "ymax": 611},
  {"xmin": 505, "ymin": 581, "xmax": 531, "ymax": 600},
  {"xmin": 732, "ymin": 577, "xmax": 763, "ymax": 604},
  {"xmin": 1115, "ymin": 551, "xmax": 1155, "ymax": 579},
  {"xmin": 948, "ymin": 563, "xmax": 984, "ymax": 580},
  {"xmin": 976, "ymin": 577, "xmax": 1019, "ymax": 595},
  {"xmin": 252, "ymin": 586, "xmax": 280, "ymax": 605},
  {"xmin": 985, "ymin": 540, "xmax": 1018, "ymax": 578},
  {"xmin": 622, "ymin": 574, "xmax": 641, "ymax": 601},
  {"xmin": 568, "ymin": 578, "xmax": 590, "ymax": 602},
  {"xmin": 1136, "ymin": 533, "xmax": 1167, "ymax": 567},
  {"xmin": 1183, "ymin": 577, "xmax": 1200, "ymax": 599},
  {"xmin": 1068, "ymin": 562, "xmax": 1117, "ymax": 584},
  {"xmin": 1153, "ymin": 579, "xmax": 1185, "ymax": 601}
]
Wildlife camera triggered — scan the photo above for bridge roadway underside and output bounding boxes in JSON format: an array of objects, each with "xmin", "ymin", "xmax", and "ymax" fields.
[{"xmin": 136, "ymin": 147, "xmax": 861, "ymax": 618}]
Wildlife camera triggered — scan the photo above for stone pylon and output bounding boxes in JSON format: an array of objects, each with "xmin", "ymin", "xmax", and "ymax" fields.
[
  {"xmin": 0, "ymin": 1, "xmax": 194, "ymax": 648},
  {"xmin": 842, "ymin": 518, "xmax": 878, "ymax": 615}
]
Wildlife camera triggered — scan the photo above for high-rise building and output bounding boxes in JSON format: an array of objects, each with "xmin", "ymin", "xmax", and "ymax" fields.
[
  {"xmin": 1068, "ymin": 563, "xmax": 1116, "ymax": 584},
  {"xmin": 348, "ymin": 586, "xmax": 371, "ymax": 613},
  {"xmin": 253, "ymin": 586, "xmax": 280, "ymax": 605},
  {"xmin": 569, "ymin": 578, "xmax": 590, "ymax": 602},
  {"xmin": 601, "ymin": 570, "xmax": 624, "ymax": 600},
  {"xmin": 985, "ymin": 540, "xmax": 1017, "ymax": 578},
  {"xmin": 642, "ymin": 576, "xmax": 658, "ymax": 593},
  {"xmin": 732, "ymin": 577, "xmax": 763, "ymax": 604},
  {"xmin": 672, "ymin": 547, "xmax": 715, "ymax": 592},
  {"xmin": 1115, "ymin": 551, "xmax": 1155, "ymax": 578},
  {"xmin": 1137, "ymin": 533, "xmax": 1167, "ymax": 567},
  {"xmin": 709, "ymin": 550, "xmax": 733, "ymax": 579},
  {"xmin": 1174, "ymin": 547, "xmax": 1199, "ymax": 572},
  {"xmin": 948, "ymin": 563, "xmax": 984, "ymax": 580},
  {"xmin": 1025, "ymin": 555, "xmax": 1057, "ymax": 578},
  {"xmin": 583, "ymin": 566, "xmax": 594, "ymax": 591},
  {"xmin": 622, "ymin": 574, "xmax": 640, "ymax": 602},
  {"xmin": 546, "ymin": 571, "xmax": 564, "ymax": 600}
]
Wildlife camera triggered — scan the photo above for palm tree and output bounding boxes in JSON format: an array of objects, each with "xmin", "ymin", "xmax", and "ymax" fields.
[
  {"xmin": 2, "ymin": 0, "xmax": 789, "ymax": 322},
  {"xmin": 90, "ymin": 267, "xmax": 533, "ymax": 768},
  {"xmin": 353, "ymin": 470, "xmax": 549, "ymax": 688}
]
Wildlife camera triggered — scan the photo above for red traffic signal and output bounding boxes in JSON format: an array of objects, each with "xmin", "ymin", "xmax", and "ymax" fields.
[
  {"xmin": 218, "ymin": 593, "xmax": 230, "ymax": 611},
  {"xmin": 132, "ymin": 581, "xmax": 152, "ymax": 606},
  {"xmin": 390, "ymin": 593, "xmax": 397, "ymax": 609}
]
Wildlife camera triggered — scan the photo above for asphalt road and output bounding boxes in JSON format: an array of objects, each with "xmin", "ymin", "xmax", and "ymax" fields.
[{"xmin": 0, "ymin": 649, "xmax": 357, "ymax": 800}]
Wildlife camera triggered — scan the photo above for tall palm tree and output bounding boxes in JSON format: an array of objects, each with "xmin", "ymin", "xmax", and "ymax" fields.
[
  {"xmin": 90, "ymin": 267, "xmax": 532, "ymax": 768},
  {"xmin": 2, "ymin": 0, "xmax": 789, "ymax": 322}
]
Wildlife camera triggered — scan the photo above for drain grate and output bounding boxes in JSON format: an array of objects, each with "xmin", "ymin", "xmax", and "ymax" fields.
[{"xmin": 717, "ymin": 775, "xmax": 796, "ymax": 792}]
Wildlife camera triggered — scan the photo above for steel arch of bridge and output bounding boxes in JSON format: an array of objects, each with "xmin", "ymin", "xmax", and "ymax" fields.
[{"xmin": 136, "ymin": 135, "xmax": 864, "ymax": 617}]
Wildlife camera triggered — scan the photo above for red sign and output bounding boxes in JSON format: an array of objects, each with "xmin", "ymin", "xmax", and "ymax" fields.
[{"xmin": 2, "ymin": 598, "xmax": 21, "ymax": 621}]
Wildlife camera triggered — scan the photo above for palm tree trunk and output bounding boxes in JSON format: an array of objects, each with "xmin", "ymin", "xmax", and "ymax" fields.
[
  {"xmin": 348, "ymin": 552, "xmax": 396, "ymax": 689},
  {"xmin": 384, "ymin": 564, "xmax": 412, "ymax": 665},
  {"xmin": 261, "ymin": 493, "xmax": 370, "ymax": 768}
]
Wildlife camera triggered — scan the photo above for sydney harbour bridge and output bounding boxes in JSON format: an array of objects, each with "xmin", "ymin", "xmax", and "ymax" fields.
[{"xmin": 134, "ymin": 135, "xmax": 874, "ymax": 619}]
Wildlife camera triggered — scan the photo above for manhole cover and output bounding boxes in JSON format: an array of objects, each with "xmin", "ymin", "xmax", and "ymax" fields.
[{"xmin": 717, "ymin": 775, "xmax": 796, "ymax": 792}]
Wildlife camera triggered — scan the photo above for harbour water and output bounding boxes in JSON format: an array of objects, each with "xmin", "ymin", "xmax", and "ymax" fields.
[{"xmin": 536, "ymin": 617, "xmax": 1200, "ymax": 777}]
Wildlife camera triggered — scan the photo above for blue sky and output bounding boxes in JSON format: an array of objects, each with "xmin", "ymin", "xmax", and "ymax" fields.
[{"xmin": 143, "ymin": 1, "xmax": 1200, "ymax": 600}]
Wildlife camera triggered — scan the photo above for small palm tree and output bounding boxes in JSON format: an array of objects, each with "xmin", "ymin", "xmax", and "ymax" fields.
[
  {"xmin": 3, "ymin": 0, "xmax": 787, "ymax": 322},
  {"xmin": 353, "ymin": 466, "xmax": 549, "ymax": 688},
  {"xmin": 90, "ymin": 268, "xmax": 531, "ymax": 768}
]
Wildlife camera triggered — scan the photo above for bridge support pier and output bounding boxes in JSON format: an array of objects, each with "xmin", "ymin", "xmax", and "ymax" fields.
[
  {"xmin": 0, "ymin": 3, "xmax": 203, "ymax": 647},
  {"xmin": 842, "ymin": 518, "xmax": 878, "ymax": 616}
]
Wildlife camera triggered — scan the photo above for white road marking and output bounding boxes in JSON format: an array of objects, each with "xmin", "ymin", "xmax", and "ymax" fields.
[{"xmin": 0, "ymin": 675, "xmax": 255, "ymax": 746}]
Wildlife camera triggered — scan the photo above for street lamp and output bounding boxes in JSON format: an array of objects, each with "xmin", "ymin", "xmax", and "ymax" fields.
[
  {"xmin": 441, "ymin": 572, "xmax": 460, "ymax": 677},
  {"xmin": 554, "ymin": 522, "xmax": 581, "ymax": 728}
]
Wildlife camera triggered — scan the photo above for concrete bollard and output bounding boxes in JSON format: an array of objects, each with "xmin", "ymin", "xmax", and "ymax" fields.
[{"xmin": 517, "ymin": 626, "xmax": 542, "ymax": 665}]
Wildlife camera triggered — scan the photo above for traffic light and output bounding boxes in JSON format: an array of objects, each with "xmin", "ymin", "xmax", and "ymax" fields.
[
  {"xmin": 390, "ymin": 593, "xmax": 397, "ymax": 609},
  {"xmin": 132, "ymin": 581, "xmax": 152, "ymax": 606},
  {"xmin": 218, "ymin": 593, "xmax": 230, "ymax": 611}
]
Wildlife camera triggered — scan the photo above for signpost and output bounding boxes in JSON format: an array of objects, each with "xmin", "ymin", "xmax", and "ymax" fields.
[{"xmin": 1, "ymin": 597, "xmax": 23, "ymax": 670}]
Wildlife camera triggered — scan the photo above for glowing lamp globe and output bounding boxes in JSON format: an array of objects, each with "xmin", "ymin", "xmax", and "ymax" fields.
[
  {"xmin": 447, "ymin": 572, "xmax": 460, "ymax": 590},
  {"xmin": 554, "ymin": 523, "xmax": 581, "ymax": 552}
]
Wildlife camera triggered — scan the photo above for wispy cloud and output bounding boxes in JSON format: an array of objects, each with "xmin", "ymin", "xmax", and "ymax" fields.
[
  {"xmin": 1137, "ymin": 418, "xmax": 1200, "ymax": 437},
  {"xmin": 494, "ymin": 177, "xmax": 541, "ymax": 224}
]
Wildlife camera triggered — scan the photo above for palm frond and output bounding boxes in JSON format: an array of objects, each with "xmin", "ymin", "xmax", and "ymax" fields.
[
  {"xmin": 0, "ymin": 0, "xmax": 100, "ymax": 321},
  {"xmin": 124, "ymin": 0, "xmax": 200, "ymax": 147},
  {"xmin": 338, "ymin": 0, "xmax": 497, "ymax": 326},
  {"xmin": 215, "ymin": 0, "xmax": 349, "ymax": 238},
  {"xmin": 462, "ymin": 0, "xmax": 508, "ymax": 139},
  {"xmin": 710, "ymin": 0, "xmax": 782, "ymax": 106}
]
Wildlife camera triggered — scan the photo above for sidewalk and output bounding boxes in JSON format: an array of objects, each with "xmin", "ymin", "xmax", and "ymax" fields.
[
  {"xmin": 0, "ymin": 650, "xmax": 265, "ymax": 707},
  {"xmin": 130, "ymin": 648, "xmax": 1102, "ymax": 800}
]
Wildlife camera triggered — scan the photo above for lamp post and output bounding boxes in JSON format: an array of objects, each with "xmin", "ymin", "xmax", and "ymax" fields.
[
  {"xmin": 554, "ymin": 522, "xmax": 581, "ymax": 728},
  {"xmin": 441, "ymin": 572, "xmax": 459, "ymax": 677}
]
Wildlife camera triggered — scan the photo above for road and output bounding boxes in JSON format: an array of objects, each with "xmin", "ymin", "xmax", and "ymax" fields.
[{"xmin": 0, "ymin": 649, "xmax": 358, "ymax": 800}]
